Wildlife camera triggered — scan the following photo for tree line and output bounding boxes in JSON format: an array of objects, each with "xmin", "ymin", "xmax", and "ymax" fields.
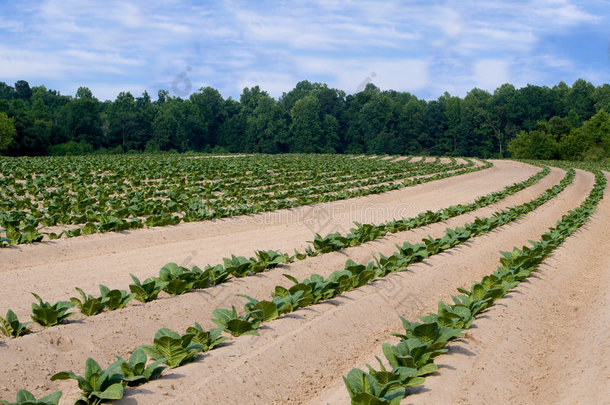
[{"xmin": 0, "ymin": 78, "xmax": 608, "ymax": 159}]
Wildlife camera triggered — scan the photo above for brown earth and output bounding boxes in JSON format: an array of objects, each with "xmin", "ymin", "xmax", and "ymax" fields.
[
  {"xmin": 0, "ymin": 160, "xmax": 524, "ymax": 317},
  {"xmin": 1, "ymin": 162, "xmax": 605, "ymax": 405},
  {"xmin": 115, "ymin": 168, "xmax": 593, "ymax": 405},
  {"xmin": 400, "ymin": 171, "xmax": 610, "ymax": 405}
]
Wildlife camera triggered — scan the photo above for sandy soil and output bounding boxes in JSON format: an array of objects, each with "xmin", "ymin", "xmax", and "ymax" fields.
[
  {"xmin": 1, "ymin": 162, "xmax": 604, "ymax": 405},
  {"xmin": 402, "ymin": 171, "xmax": 610, "ymax": 405},
  {"xmin": 113, "ymin": 168, "xmax": 593, "ymax": 405},
  {"xmin": 0, "ymin": 160, "xmax": 523, "ymax": 317}
]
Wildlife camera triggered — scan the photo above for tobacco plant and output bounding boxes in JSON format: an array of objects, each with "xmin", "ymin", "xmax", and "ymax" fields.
[
  {"xmin": 51, "ymin": 358, "xmax": 124, "ymax": 405},
  {"xmin": 140, "ymin": 328, "xmax": 203, "ymax": 368},
  {"xmin": 0, "ymin": 390, "xmax": 62, "ymax": 405},
  {"xmin": 0, "ymin": 309, "xmax": 31, "ymax": 338},
  {"xmin": 30, "ymin": 293, "xmax": 75, "ymax": 327},
  {"xmin": 70, "ymin": 288, "xmax": 104, "ymax": 317},
  {"xmin": 115, "ymin": 348, "xmax": 166, "ymax": 387}
]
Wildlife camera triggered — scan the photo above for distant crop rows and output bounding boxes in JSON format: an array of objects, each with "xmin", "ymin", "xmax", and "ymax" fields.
[
  {"xmin": 3, "ymin": 162, "xmax": 575, "ymax": 404},
  {"xmin": 4, "ymin": 157, "xmax": 599, "ymax": 405},
  {"xmin": 0, "ymin": 154, "xmax": 487, "ymax": 246}
]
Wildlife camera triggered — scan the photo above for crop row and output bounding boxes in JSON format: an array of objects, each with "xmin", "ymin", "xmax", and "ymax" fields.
[
  {"xmin": 1, "ymin": 166, "xmax": 572, "ymax": 404},
  {"xmin": 0, "ymin": 155, "xmax": 487, "ymax": 245},
  {"xmin": 0, "ymin": 165, "xmax": 549, "ymax": 336},
  {"xmin": 343, "ymin": 169, "xmax": 607, "ymax": 404}
]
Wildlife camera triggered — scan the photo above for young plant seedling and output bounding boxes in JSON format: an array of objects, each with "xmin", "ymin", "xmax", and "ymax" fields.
[
  {"xmin": 0, "ymin": 390, "xmax": 62, "ymax": 405},
  {"xmin": 51, "ymin": 357, "xmax": 124, "ymax": 405},
  {"xmin": 30, "ymin": 293, "xmax": 75, "ymax": 327},
  {"xmin": 185, "ymin": 323, "xmax": 227, "ymax": 352},
  {"xmin": 128, "ymin": 274, "xmax": 167, "ymax": 303},
  {"xmin": 0, "ymin": 309, "xmax": 31, "ymax": 338},
  {"xmin": 115, "ymin": 348, "xmax": 166, "ymax": 387},
  {"xmin": 211, "ymin": 305, "xmax": 261, "ymax": 336},
  {"xmin": 99, "ymin": 284, "xmax": 135, "ymax": 310},
  {"xmin": 70, "ymin": 288, "xmax": 104, "ymax": 317},
  {"xmin": 140, "ymin": 328, "xmax": 203, "ymax": 368}
]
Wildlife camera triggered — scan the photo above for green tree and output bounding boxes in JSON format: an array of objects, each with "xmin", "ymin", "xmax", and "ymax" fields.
[
  {"xmin": 216, "ymin": 98, "xmax": 245, "ymax": 152},
  {"xmin": 246, "ymin": 95, "xmax": 287, "ymax": 153},
  {"xmin": 189, "ymin": 87, "xmax": 226, "ymax": 150},
  {"xmin": 0, "ymin": 111, "xmax": 16, "ymax": 151},
  {"xmin": 107, "ymin": 92, "xmax": 140, "ymax": 149},
  {"xmin": 7, "ymin": 99, "xmax": 50, "ymax": 155},
  {"xmin": 236, "ymin": 86, "xmax": 286, "ymax": 152},
  {"xmin": 60, "ymin": 87, "xmax": 103, "ymax": 148},
  {"xmin": 289, "ymin": 95, "xmax": 323, "ymax": 153},
  {"xmin": 322, "ymin": 114, "xmax": 340, "ymax": 153},
  {"xmin": 508, "ymin": 127, "xmax": 558, "ymax": 159},
  {"xmin": 398, "ymin": 97, "xmax": 425, "ymax": 154},
  {"xmin": 14, "ymin": 80, "xmax": 32, "ymax": 100},
  {"xmin": 150, "ymin": 98, "xmax": 195, "ymax": 152},
  {"xmin": 0, "ymin": 82, "xmax": 15, "ymax": 100},
  {"xmin": 593, "ymin": 84, "xmax": 610, "ymax": 113},
  {"xmin": 547, "ymin": 116, "xmax": 572, "ymax": 140},
  {"xmin": 151, "ymin": 106, "xmax": 175, "ymax": 151},
  {"xmin": 566, "ymin": 79, "xmax": 595, "ymax": 122},
  {"xmin": 134, "ymin": 91, "xmax": 157, "ymax": 150},
  {"xmin": 560, "ymin": 109, "xmax": 610, "ymax": 161}
]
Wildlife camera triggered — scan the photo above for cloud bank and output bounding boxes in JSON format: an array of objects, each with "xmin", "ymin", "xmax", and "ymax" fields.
[{"xmin": 0, "ymin": 0, "xmax": 607, "ymax": 100}]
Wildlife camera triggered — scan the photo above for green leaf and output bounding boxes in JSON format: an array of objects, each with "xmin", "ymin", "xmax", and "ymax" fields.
[
  {"xmin": 50, "ymin": 371, "xmax": 78, "ymax": 381},
  {"xmin": 251, "ymin": 300, "xmax": 279, "ymax": 322},
  {"xmin": 413, "ymin": 322, "xmax": 438, "ymax": 343},
  {"xmin": 417, "ymin": 362, "xmax": 438, "ymax": 376},
  {"xmin": 351, "ymin": 393, "xmax": 392, "ymax": 405},
  {"xmin": 472, "ymin": 284, "xmax": 485, "ymax": 300},
  {"xmin": 91, "ymin": 383, "xmax": 124, "ymax": 400},
  {"xmin": 143, "ymin": 328, "xmax": 202, "ymax": 368},
  {"xmin": 404, "ymin": 376, "xmax": 426, "ymax": 387},
  {"xmin": 2, "ymin": 389, "xmax": 62, "ymax": 405},
  {"xmin": 15, "ymin": 390, "xmax": 36, "ymax": 402},
  {"xmin": 84, "ymin": 358, "xmax": 102, "ymax": 381},
  {"xmin": 226, "ymin": 319, "xmax": 259, "ymax": 336}
]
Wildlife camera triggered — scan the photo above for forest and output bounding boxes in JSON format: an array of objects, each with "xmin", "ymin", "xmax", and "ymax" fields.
[{"xmin": 0, "ymin": 78, "xmax": 608, "ymax": 160}]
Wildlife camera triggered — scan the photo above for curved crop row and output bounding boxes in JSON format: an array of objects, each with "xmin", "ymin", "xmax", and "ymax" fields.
[
  {"xmin": 342, "ymin": 169, "xmax": 606, "ymax": 404},
  {"xmin": 2, "ymin": 167, "xmax": 573, "ymax": 403},
  {"xmin": 0, "ymin": 155, "xmax": 487, "ymax": 245},
  {"xmin": 0, "ymin": 165, "xmax": 548, "ymax": 337}
]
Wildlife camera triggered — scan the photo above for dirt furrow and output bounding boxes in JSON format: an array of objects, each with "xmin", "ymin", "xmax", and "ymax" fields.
[
  {"xmin": 402, "ymin": 171, "xmax": 610, "ymax": 405},
  {"xmin": 0, "ymin": 161, "xmax": 527, "ymax": 316},
  {"xmin": 102, "ymin": 170, "xmax": 594, "ymax": 405},
  {"xmin": 0, "ymin": 164, "xmax": 561, "ymax": 400}
]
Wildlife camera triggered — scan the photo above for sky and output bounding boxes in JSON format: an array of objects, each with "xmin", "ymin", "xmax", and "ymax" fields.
[{"xmin": 0, "ymin": 0, "xmax": 608, "ymax": 101}]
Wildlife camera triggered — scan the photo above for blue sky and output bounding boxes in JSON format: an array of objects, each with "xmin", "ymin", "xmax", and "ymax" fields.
[{"xmin": 0, "ymin": 0, "xmax": 608, "ymax": 101}]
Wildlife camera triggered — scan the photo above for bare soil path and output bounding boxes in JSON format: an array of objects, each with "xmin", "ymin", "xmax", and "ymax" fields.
[
  {"xmin": 0, "ymin": 161, "xmax": 527, "ymax": 317},
  {"xmin": 4, "ymin": 162, "xmax": 602, "ymax": 405},
  {"xmin": 112, "ymin": 170, "xmax": 593, "ymax": 405},
  {"xmin": 400, "ymin": 171, "xmax": 610, "ymax": 405}
]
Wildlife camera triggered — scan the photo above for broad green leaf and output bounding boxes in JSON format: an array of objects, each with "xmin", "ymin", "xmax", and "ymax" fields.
[
  {"xmin": 91, "ymin": 383, "xmax": 124, "ymax": 400},
  {"xmin": 413, "ymin": 322, "xmax": 438, "ymax": 343},
  {"xmin": 226, "ymin": 319, "xmax": 259, "ymax": 336},
  {"xmin": 251, "ymin": 300, "xmax": 279, "ymax": 322}
]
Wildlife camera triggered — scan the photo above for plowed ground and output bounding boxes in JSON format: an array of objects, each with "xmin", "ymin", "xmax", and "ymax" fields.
[{"xmin": 1, "ymin": 160, "xmax": 607, "ymax": 405}]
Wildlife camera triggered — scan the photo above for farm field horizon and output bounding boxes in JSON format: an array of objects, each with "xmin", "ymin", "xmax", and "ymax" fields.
[{"xmin": 0, "ymin": 154, "xmax": 608, "ymax": 404}]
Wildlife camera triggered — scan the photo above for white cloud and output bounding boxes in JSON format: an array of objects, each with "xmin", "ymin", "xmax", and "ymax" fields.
[
  {"xmin": 237, "ymin": 72, "xmax": 300, "ymax": 98},
  {"xmin": 531, "ymin": 0, "xmax": 600, "ymax": 25},
  {"xmin": 0, "ymin": 0, "xmax": 607, "ymax": 101},
  {"xmin": 0, "ymin": 46, "xmax": 69, "ymax": 79},
  {"xmin": 473, "ymin": 59, "xmax": 511, "ymax": 90},
  {"xmin": 0, "ymin": 17, "xmax": 22, "ymax": 31},
  {"xmin": 293, "ymin": 57, "xmax": 429, "ymax": 95},
  {"xmin": 78, "ymin": 83, "xmax": 149, "ymax": 101}
]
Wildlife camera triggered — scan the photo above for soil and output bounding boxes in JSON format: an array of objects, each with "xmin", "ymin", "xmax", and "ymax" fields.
[{"xmin": 0, "ymin": 162, "xmax": 605, "ymax": 405}]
